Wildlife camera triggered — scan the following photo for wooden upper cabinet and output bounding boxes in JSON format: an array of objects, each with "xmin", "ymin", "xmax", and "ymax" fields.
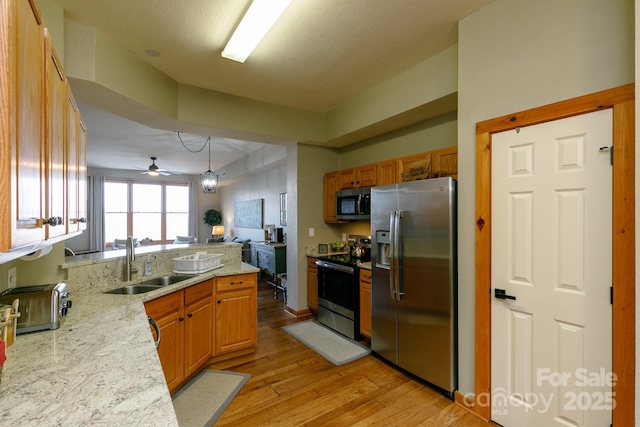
[
  {"xmin": 0, "ymin": 0, "xmax": 46, "ymax": 251},
  {"xmin": 358, "ymin": 164, "xmax": 376, "ymax": 187},
  {"xmin": 322, "ymin": 147, "xmax": 456, "ymax": 224},
  {"xmin": 44, "ymin": 29, "xmax": 66, "ymax": 240},
  {"xmin": 77, "ymin": 119, "xmax": 87, "ymax": 230},
  {"xmin": 323, "ymin": 171, "xmax": 342, "ymax": 223},
  {"xmin": 66, "ymin": 91, "xmax": 79, "ymax": 234},
  {"xmin": 338, "ymin": 164, "xmax": 376, "ymax": 190},
  {"xmin": 338, "ymin": 169, "xmax": 356, "ymax": 190},
  {"xmin": 397, "ymin": 152, "xmax": 431, "ymax": 183},
  {"xmin": 431, "ymin": 145, "xmax": 458, "ymax": 179},
  {"xmin": 376, "ymin": 160, "xmax": 396, "ymax": 186}
]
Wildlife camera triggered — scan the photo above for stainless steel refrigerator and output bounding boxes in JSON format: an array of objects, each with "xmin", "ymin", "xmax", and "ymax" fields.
[{"xmin": 371, "ymin": 177, "xmax": 457, "ymax": 396}]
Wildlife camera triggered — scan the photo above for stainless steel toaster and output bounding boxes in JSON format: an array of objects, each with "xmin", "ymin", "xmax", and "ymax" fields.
[{"xmin": 0, "ymin": 282, "xmax": 72, "ymax": 333}]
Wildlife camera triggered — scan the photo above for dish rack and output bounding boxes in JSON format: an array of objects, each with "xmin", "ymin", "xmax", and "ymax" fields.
[{"xmin": 173, "ymin": 253, "xmax": 223, "ymax": 274}]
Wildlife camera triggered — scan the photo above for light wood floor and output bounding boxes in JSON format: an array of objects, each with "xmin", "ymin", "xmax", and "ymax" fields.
[{"xmin": 208, "ymin": 279, "xmax": 492, "ymax": 426}]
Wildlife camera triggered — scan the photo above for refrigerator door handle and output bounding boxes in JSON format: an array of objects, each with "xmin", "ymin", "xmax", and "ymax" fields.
[
  {"xmin": 389, "ymin": 211, "xmax": 397, "ymax": 299},
  {"xmin": 395, "ymin": 210, "xmax": 404, "ymax": 300}
]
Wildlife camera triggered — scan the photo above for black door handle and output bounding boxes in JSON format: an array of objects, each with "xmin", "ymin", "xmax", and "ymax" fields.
[{"xmin": 495, "ymin": 289, "xmax": 516, "ymax": 300}]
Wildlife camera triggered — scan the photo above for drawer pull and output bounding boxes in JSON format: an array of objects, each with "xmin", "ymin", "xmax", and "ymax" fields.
[{"xmin": 230, "ymin": 281, "xmax": 244, "ymax": 285}]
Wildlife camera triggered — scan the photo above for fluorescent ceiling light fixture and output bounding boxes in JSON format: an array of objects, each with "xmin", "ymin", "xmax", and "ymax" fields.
[{"xmin": 222, "ymin": 0, "xmax": 293, "ymax": 63}]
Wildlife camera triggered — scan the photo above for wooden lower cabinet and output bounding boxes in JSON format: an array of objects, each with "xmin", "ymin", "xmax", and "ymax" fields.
[
  {"xmin": 359, "ymin": 269, "xmax": 372, "ymax": 339},
  {"xmin": 215, "ymin": 273, "xmax": 257, "ymax": 354},
  {"xmin": 307, "ymin": 257, "xmax": 318, "ymax": 312},
  {"xmin": 145, "ymin": 279, "xmax": 213, "ymax": 394},
  {"xmin": 184, "ymin": 281, "xmax": 213, "ymax": 376},
  {"xmin": 145, "ymin": 273, "xmax": 258, "ymax": 393},
  {"xmin": 145, "ymin": 290, "xmax": 185, "ymax": 393}
]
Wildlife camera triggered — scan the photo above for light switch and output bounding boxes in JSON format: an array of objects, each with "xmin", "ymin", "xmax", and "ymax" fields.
[{"xmin": 309, "ymin": 228, "xmax": 314, "ymax": 237}]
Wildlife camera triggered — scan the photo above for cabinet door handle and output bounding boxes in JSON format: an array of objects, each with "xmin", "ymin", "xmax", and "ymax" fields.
[
  {"xmin": 217, "ymin": 300, "xmax": 221, "ymax": 304},
  {"xmin": 187, "ymin": 313, "xmax": 193, "ymax": 318},
  {"xmin": 179, "ymin": 317, "xmax": 184, "ymax": 321},
  {"xmin": 43, "ymin": 217, "xmax": 63, "ymax": 226}
]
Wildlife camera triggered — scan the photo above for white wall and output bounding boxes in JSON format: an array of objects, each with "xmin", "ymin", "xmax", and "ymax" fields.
[
  {"xmin": 218, "ymin": 166, "xmax": 288, "ymax": 243},
  {"xmin": 457, "ymin": 0, "xmax": 634, "ymax": 396}
]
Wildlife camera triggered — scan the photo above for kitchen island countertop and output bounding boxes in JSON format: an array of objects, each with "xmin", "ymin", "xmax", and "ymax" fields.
[{"xmin": 0, "ymin": 262, "xmax": 258, "ymax": 426}]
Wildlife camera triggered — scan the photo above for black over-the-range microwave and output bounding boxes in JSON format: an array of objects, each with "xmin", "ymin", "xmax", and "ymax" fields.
[{"xmin": 335, "ymin": 187, "xmax": 371, "ymax": 220}]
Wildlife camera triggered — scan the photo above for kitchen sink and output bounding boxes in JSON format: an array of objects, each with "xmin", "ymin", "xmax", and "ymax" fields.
[
  {"xmin": 105, "ymin": 284, "xmax": 164, "ymax": 295},
  {"xmin": 137, "ymin": 275, "xmax": 192, "ymax": 287},
  {"xmin": 104, "ymin": 275, "xmax": 192, "ymax": 295}
]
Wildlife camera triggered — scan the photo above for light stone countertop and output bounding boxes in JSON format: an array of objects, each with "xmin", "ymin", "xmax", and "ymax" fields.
[{"xmin": 0, "ymin": 262, "xmax": 259, "ymax": 426}]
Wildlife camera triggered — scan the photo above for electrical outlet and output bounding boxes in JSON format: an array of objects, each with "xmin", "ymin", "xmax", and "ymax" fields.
[
  {"xmin": 309, "ymin": 228, "xmax": 314, "ymax": 237},
  {"xmin": 8, "ymin": 267, "xmax": 16, "ymax": 289}
]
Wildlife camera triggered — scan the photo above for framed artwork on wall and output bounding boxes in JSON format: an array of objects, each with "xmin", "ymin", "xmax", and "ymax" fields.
[
  {"xmin": 234, "ymin": 199, "xmax": 263, "ymax": 229},
  {"xmin": 280, "ymin": 193, "xmax": 287, "ymax": 226}
]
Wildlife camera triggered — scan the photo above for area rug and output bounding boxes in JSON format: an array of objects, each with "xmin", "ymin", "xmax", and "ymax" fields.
[
  {"xmin": 282, "ymin": 319, "xmax": 371, "ymax": 366},
  {"xmin": 172, "ymin": 370, "xmax": 251, "ymax": 427}
]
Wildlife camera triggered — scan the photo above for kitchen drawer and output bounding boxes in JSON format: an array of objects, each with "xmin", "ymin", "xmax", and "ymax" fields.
[
  {"xmin": 185, "ymin": 279, "xmax": 213, "ymax": 305},
  {"xmin": 307, "ymin": 256, "xmax": 318, "ymax": 269},
  {"xmin": 216, "ymin": 273, "xmax": 256, "ymax": 292},
  {"xmin": 359, "ymin": 269, "xmax": 371, "ymax": 283},
  {"xmin": 144, "ymin": 290, "xmax": 183, "ymax": 318}
]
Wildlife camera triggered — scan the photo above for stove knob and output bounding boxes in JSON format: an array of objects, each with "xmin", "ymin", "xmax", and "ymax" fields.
[
  {"xmin": 61, "ymin": 307, "xmax": 68, "ymax": 316},
  {"xmin": 66, "ymin": 300, "xmax": 72, "ymax": 309}
]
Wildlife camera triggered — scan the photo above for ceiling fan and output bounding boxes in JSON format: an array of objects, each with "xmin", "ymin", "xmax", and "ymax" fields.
[{"xmin": 137, "ymin": 156, "xmax": 181, "ymax": 176}]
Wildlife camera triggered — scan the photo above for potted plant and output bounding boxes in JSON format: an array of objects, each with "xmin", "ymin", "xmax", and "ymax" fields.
[{"xmin": 203, "ymin": 209, "xmax": 223, "ymax": 240}]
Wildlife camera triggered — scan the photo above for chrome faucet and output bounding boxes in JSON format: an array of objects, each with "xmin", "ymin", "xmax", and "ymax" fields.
[{"xmin": 125, "ymin": 236, "xmax": 138, "ymax": 281}]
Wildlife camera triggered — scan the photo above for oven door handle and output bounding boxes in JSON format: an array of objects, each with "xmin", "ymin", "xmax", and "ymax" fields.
[{"xmin": 315, "ymin": 260, "xmax": 354, "ymax": 274}]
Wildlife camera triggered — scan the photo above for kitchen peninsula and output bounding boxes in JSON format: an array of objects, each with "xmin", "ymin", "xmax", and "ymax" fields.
[{"xmin": 0, "ymin": 242, "xmax": 258, "ymax": 425}]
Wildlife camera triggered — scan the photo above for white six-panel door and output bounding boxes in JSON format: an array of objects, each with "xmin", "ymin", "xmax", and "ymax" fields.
[{"xmin": 491, "ymin": 109, "xmax": 613, "ymax": 426}]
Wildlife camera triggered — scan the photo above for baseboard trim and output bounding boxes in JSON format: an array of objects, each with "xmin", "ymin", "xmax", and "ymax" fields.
[
  {"xmin": 454, "ymin": 391, "xmax": 490, "ymax": 422},
  {"xmin": 284, "ymin": 306, "xmax": 312, "ymax": 318},
  {"xmin": 208, "ymin": 347, "xmax": 255, "ymax": 364}
]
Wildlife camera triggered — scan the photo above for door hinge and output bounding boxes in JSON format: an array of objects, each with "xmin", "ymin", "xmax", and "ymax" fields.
[
  {"xmin": 599, "ymin": 146, "xmax": 613, "ymax": 165},
  {"xmin": 610, "ymin": 286, "xmax": 613, "ymax": 305}
]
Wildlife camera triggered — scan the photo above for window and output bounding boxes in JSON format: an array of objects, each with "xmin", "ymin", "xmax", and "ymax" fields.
[{"xmin": 104, "ymin": 179, "xmax": 189, "ymax": 245}]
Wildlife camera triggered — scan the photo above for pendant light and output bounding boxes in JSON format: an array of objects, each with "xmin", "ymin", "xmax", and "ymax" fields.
[{"xmin": 201, "ymin": 138, "xmax": 219, "ymax": 193}]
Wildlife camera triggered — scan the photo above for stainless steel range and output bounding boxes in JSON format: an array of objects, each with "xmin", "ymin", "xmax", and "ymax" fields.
[{"xmin": 315, "ymin": 235, "xmax": 370, "ymax": 339}]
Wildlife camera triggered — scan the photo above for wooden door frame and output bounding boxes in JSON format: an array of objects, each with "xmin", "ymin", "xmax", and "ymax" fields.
[{"xmin": 472, "ymin": 84, "xmax": 634, "ymax": 424}]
